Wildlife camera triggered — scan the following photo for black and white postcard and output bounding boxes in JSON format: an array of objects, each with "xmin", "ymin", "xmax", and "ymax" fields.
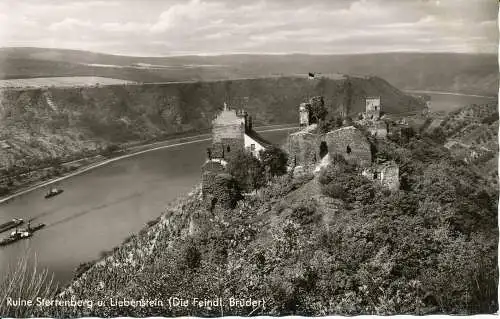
[{"xmin": 0, "ymin": 0, "xmax": 498, "ymax": 317}]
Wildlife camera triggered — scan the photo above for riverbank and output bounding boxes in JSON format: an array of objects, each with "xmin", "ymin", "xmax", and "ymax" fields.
[
  {"xmin": 0, "ymin": 124, "xmax": 298, "ymax": 205},
  {"xmin": 405, "ymin": 89, "xmax": 497, "ymax": 99}
]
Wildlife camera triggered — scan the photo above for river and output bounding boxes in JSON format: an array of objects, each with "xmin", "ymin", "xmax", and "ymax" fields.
[
  {"xmin": 405, "ymin": 90, "xmax": 497, "ymax": 113},
  {"xmin": 0, "ymin": 129, "xmax": 294, "ymax": 286}
]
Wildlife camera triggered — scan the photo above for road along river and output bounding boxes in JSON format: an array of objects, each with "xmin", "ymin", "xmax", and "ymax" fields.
[{"xmin": 0, "ymin": 128, "xmax": 295, "ymax": 285}]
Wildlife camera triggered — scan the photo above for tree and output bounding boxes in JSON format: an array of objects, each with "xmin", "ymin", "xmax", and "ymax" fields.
[
  {"xmin": 319, "ymin": 116, "xmax": 343, "ymax": 133},
  {"xmin": 227, "ymin": 150, "xmax": 265, "ymax": 192},
  {"xmin": 423, "ymin": 127, "xmax": 446, "ymax": 144},
  {"xmin": 308, "ymin": 97, "xmax": 327, "ymax": 124},
  {"xmin": 259, "ymin": 147, "xmax": 288, "ymax": 177}
]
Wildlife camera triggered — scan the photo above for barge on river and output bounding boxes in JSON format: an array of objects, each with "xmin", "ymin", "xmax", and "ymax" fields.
[
  {"xmin": 0, "ymin": 218, "xmax": 24, "ymax": 234},
  {"xmin": 0, "ymin": 223, "xmax": 46, "ymax": 246},
  {"xmin": 45, "ymin": 187, "xmax": 64, "ymax": 199}
]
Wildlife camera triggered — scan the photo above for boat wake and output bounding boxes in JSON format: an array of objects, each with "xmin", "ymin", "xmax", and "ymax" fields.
[{"xmin": 45, "ymin": 191, "xmax": 143, "ymax": 229}]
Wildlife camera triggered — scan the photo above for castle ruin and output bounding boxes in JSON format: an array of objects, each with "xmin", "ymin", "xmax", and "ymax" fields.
[
  {"xmin": 357, "ymin": 96, "xmax": 388, "ymax": 139},
  {"xmin": 362, "ymin": 161, "xmax": 400, "ymax": 191},
  {"xmin": 288, "ymin": 125, "xmax": 372, "ymax": 170},
  {"xmin": 364, "ymin": 96, "xmax": 381, "ymax": 120},
  {"xmin": 201, "ymin": 102, "xmax": 274, "ymax": 203},
  {"xmin": 289, "ymin": 95, "xmax": 399, "ymax": 191}
]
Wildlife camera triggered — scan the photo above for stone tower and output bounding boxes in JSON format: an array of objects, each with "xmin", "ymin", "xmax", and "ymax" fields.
[
  {"xmin": 365, "ymin": 97, "xmax": 381, "ymax": 120},
  {"xmin": 299, "ymin": 102, "xmax": 309, "ymax": 127},
  {"xmin": 210, "ymin": 102, "xmax": 246, "ymax": 161},
  {"xmin": 339, "ymin": 103, "xmax": 347, "ymax": 118}
]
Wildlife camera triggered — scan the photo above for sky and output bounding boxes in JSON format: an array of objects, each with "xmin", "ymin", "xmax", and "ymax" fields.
[{"xmin": 0, "ymin": 0, "xmax": 497, "ymax": 56}]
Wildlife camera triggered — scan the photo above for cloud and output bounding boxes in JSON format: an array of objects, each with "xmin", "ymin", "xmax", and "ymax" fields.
[
  {"xmin": 0, "ymin": 0, "xmax": 496, "ymax": 55},
  {"xmin": 48, "ymin": 18, "xmax": 92, "ymax": 31}
]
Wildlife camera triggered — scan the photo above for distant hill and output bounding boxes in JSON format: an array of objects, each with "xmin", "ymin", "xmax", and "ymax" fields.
[{"xmin": 0, "ymin": 48, "xmax": 497, "ymax": 95}]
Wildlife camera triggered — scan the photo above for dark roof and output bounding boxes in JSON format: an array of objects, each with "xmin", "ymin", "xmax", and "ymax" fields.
[{"xmin": 245, "ymin": 129, "xmax": 273, "ymax": 148}]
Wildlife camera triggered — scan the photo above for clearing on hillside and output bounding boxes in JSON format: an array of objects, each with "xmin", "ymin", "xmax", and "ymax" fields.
[{"xmin": 0, "ymin": 77, "xmax": 136, "ymax": 89}]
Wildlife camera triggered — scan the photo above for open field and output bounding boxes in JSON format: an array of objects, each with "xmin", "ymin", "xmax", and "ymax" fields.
[{"xmin": 0, "ymin": 76, "xmax": 136, "ymax": 89}]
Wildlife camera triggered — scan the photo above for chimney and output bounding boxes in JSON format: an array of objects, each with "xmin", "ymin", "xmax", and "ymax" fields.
[
  {"xmin": 244, "ymin": 112, "xmax": 249, "ymax": 131},
  {"xmin": 248, "ymin": 115, "xmax": 253, "ymax": 131}
]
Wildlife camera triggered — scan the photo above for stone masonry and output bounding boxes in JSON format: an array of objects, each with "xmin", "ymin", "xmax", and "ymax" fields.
[
  {"xmin": 288, "ymin": 131, "xmax": 319, "ymax": 170},
  {"xmin": 324, "ymin": 126, "xmax": 372, "ymax": 167},
  {"xmin": 288, "ymin": 125, "xmax": 372, "ymax": 169},
  {"xmin": 362, "ymin": 161, "xmax": 400, "ymax": 191}
]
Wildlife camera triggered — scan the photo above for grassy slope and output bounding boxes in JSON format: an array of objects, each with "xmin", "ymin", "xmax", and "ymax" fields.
[{"xmin": 0, "ymin": 48, "xmax": 497, "ymax": 95}]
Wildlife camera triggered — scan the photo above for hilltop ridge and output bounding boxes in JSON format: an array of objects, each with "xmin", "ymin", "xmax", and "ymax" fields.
[{"xmin": 0, "ymin": 48, "xmax": 496, "ymax": 95}]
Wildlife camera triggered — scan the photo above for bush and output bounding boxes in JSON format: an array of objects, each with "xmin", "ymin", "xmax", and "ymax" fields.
[
  {"xmin": 291, "ymin": 199, "xmax": 319, "ymax": 225},
  {"xmin": 322, "ymin": 183, "xmax": 347, "ymax": 200},
  {"xmin": 260, "ymin": 146, "xmax": 288, "ymax": 177},
  {"xmin": 319, "ymin": 116, "xmax": 343, "ymax": 133},
  {"xmin": 319, "ymin": 161, "xmax": 371, "ymax": 203},
  {"xmin": 227, "ymin": 150, "xmax": 265, "ymax": 192},
  {"xmin": 183, "ymin": 240, "xmax": 201, "ymax": 270},
  {"xmin": 204, "ymin": 172, "xmax": 242, "ymax": 209},
  {"xmin": 102, "ymin": 144, "xmax": 121, "ymax": 156},
  {"xmin": 73, "ymin": 261, "xmax": 95, "ymax": 280}
]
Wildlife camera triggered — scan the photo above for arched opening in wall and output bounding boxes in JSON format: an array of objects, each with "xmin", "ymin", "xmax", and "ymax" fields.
[
  {"xmin": 227, "ymin": 145, "xmax": 231, "ymax": 153},
  {"xmin": 346, "ymin": 145, "xmax": 352, "ymax": 154},
  {"xmin": 319, "ymin": 141, "xmax": 328, "ymax": 159}
]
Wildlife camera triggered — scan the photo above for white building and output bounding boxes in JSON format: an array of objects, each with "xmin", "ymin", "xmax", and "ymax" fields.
[{"xmin": 244, "ymin": 130, "xmax": 272, "ymax": 159}]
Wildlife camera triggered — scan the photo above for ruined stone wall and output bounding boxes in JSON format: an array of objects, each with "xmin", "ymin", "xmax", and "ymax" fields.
[
  {"xmin": 288, "ymin": 132, "xmax": 320, "ymax": 169},
  {"xmin": 367, "ymin": 120, "xmax": 388, "ymax": 139},
  {"xmin": 201, "ymin": 172, "xmax": 240, "ymax": 209},
  {"xmin": 362, "ymin": 161, "xmax": 399, "ymax": 191},
  {"xmin": 380, "ymin": 162, "xmax": 400, "ymax": 191},
  {"xmin": 323, "ymin": 126, "xmax": 372, "ymax": 167},
  {"xmin": 201, "ymin": 160, "xmax": 226, "ymax": 175}
]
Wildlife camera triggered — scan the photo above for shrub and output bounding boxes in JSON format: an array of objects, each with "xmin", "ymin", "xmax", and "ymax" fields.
[
  {"xmin": 291, "ymin": 199, "xmax": 319, "ymax": 225},
  {"xmin": 183, "ymin": 240, "xmax": 201, "ymax": 270},
  {"xmin": 260, "ymin": 146, "xmax": 288, "ymax": 177},
  {"xmin": 227, "ymin": 150, "xmax": 265, "ymax": 192},
  {"xmin": 102, "ymin": 144, "xmax": 121, "ymax": 156},
  {"xmin": 203, "ymin": 172, "xmax": 242, "ymax": 209},
  {"xmin": 73, "ymin": 261, "xmax": 95, "ymax": 280},
  {"xmin": 319, "ymin": 161, "xmax": 371, "ymax": 203}
]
